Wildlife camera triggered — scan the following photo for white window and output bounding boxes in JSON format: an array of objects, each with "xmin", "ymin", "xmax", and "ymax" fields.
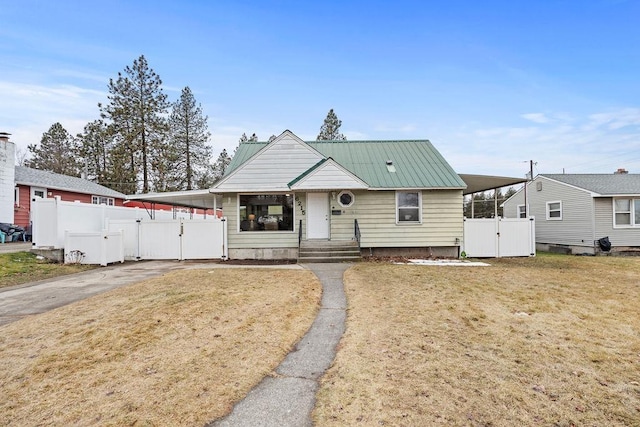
[
  {"xmin": 92, "ymin": 195, "xmax": 115, "ymax": 206},
  {"xmin": 546, "ymin": 201, "xmax": 562, "ymax": 220},
  {"xmin": 337, "ymin": 190, "xmax": 354, "ymax": 208},
  {"xmin": 613, "ymin": 198, "xmax": 640, "ymax": 227},
  {"xmin": 517, "ymin": 204, "xmax": 526, "ymax": 218},
  {"xmin": 396, "ymin": 191, "xmax": 422, "ymax": 224},
  {"xmin": 31, "ymin": 187, "xmax": 46, "ymax": 199},
  {"xmin": 14, "ymin": 187, "xmax": 19, "ymax": 207}
]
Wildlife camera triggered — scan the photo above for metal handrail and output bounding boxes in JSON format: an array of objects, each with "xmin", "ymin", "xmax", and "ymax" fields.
[
  {"xmin": 354, "ymin": 219, "xmax": 361, "ymax": 248},
  {"xmin": 298, "ymin": 219, "xmax": 302, "ymax": 247}
]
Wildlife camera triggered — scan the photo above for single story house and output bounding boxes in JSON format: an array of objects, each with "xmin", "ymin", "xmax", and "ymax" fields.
[
  {"xmin": 1, "ymin": 132, "xmax": 127, "ymax": 228},
  {"xmin": 502, "ymin": 172, "xmax": 640, "ymax": 255},
  {"xmin": 209, "ymin": 130, "xmax": 469, "ymax": 259},
  {"xmin": 13, "ymin": 166, "xmax": 128, "ymax": 228}
]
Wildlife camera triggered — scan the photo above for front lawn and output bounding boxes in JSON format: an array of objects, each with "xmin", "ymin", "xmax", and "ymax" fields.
[
  {"xmin": 314, "ymin": 253, "xmax": 640, "ymax": 426},
  {"xmin": 0, "ymin": 251, "xmax": 94, "ymax": 289},
  {"xmin": 0, "ymin": 268, "xmax": 321, "ymax": 426}
]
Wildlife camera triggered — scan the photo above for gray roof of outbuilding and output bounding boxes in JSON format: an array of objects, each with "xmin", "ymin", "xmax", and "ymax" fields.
[
  {"xmin": 542, "ymin": 173, "xmax": 640, "ymax": 195},
  {"xmin": 15, "ymin": 166, "xmax": 127, "ymax": 198}
]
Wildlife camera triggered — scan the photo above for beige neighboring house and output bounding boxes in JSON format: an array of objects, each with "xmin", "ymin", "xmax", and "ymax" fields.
[
  {"xmin": 210, "ymin": 130, "xmax": 467, "ymax": 260},
  {"xmin": 503, "ymin": 172, "xmax": 640, "ymax": 255}
]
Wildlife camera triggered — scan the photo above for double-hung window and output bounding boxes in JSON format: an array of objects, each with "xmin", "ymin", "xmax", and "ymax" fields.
[
  {"xmin": 92, "ymin": 195, "xmax": 115, "ymax": 206},
  {"xmin": 546, "ymin": 201, "xmax": 562, "ymax": 220},
  {"xmin": 517, "ymin": 204, "xmax": 526, "ymax": 218},
  {"xmin": 613, "ymin": 198, "xmax": 640, "ymax": 227},
  {"xmin": 396, "ymin": 191, "xmax": 421, "ymax": 224}
]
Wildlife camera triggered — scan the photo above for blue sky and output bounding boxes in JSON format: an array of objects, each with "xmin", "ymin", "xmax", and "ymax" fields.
[{"xmin": 1, "ymin": 0, "xmax": 639, "ymax": 178}]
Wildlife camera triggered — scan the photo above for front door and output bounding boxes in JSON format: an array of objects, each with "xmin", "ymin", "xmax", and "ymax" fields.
[{"xmin": 307, "ymin": 192, "xmax": 329, "ymax": 239}]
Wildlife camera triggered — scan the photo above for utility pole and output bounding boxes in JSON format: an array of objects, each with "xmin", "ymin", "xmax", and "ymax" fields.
[{"xmin": 523, "ymin": 160, "xmax": 535, "ymax": 218}]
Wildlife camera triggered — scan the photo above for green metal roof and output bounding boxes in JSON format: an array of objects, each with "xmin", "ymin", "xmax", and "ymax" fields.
[{"xmin": 226, "ymin": 139, "xmax": 466, "ymax": 189}]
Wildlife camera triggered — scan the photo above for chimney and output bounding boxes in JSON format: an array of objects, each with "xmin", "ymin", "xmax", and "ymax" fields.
[
  {"xmin": 0, "ymin": 132, "xmax": 16, "ymax": 224},
  {"xmin": 614, "ymin": 168, "xmax": 628, "ymax": 175}
]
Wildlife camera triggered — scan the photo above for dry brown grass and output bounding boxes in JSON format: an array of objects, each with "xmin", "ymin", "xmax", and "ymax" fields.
[
  {"xmin": 314, "ymin": 253, "xmax": 640, "ymax": 426},
  {"xmin": 0, "ymin": 268, "xmax": 321, "ymax": 426}
]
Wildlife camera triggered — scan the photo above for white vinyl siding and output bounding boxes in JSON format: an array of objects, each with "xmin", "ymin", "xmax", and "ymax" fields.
[
  {"xmin": 507, "ymin": 177, "xmax": 594, "ymax": 247},
  {"xmin": 289, "ymin": 160, "xmax": 368, "ymax": 190},
  {"xmin": 595, "ymin": 198, "xmax": 640, "ymax": 246},
  {"xmin": 215, "ymin": 135, "xmax": 323, "ymax": 192}
]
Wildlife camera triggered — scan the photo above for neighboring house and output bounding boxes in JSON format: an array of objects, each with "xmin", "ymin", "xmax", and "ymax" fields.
[
  {"xmin": 503, "ymin": 172, "xmax": 640, "ymax": 255},
  {"xmin": 209, "ymin": 130, "xmax": 467, "ymax": 259},
  {"xmin": 13, "ymin": 166, "xmax": 127, "ymax": 228}
]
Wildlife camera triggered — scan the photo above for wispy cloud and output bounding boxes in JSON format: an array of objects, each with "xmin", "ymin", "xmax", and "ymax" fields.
[
  {"xmin": 440, "ymin": 108, "xmax": 640, "ymax": 177},
  {"xmin": 521, "ymin": 113, "xmax": 550, "ymax": 124}
]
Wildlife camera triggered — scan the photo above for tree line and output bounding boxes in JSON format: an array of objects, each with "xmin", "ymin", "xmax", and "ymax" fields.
[{"xmin": 25, "ymin": 55, "xmax": 347, "ymax": 194}]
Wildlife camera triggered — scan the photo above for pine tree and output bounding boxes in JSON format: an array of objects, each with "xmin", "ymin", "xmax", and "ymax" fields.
[
  {"xmin": 167, "ymin": 87, "xmax": 212, "ymax": 190},
  {"xmin": 317, "ymin": 108, "xmax": 346, "ymax": 140},
  {"xmin": 27, "ymin": 122, "xmax": 81, "ymax": 176},
  {"xmin": 100, "ymin": 55, "xmax": 169, "ymax": 193},
  {"xmin": 212, "ymin": 149, "xmax": 232, "ymax": 181},
  {"xmin": 77, "ymin": 120, "xmax": 110, "ymax": 183}
]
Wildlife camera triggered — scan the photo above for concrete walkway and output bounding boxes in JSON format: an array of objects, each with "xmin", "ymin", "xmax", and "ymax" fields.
[
  {"xmin": 209, "ymin": 263, "xmax": 350, "ymax": 427},
  {"xmin": 0, "ymin": 258, "xmax": 351, "ymax": 425}
]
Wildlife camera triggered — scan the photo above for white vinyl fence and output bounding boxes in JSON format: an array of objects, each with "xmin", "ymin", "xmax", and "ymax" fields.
[
  {"xmin": 32, "ymin": 197, "xmax": 227, "ymax": 265},
  {"xmin": 462, "ymin": 217, "xmax": 535, "ymax": 258}
]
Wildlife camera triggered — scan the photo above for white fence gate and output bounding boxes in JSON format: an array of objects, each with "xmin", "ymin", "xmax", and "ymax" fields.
[
  {"xmin": 108, "ymin": 219, "xmax": 227, "ymax": 261},
  {"xmin": 32, "ymin": 197, "xmax": 227, "ymax": 264},
  {"xmin": 463, "ymin": 217, "xmax": 535, "ymax": 258}
]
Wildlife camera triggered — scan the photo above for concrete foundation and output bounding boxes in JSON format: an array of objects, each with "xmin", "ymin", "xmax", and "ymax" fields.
[
  {"xmin": 362, "ymin": 246, "xmax": 460, "ymax": 259},
  {"xmin": 228, "ymin": 247, "xmax": 299, "ymax": 261},
  {"xmin": 537, "ymin": 242, "xmax": 640, "ymax": 256},
  {"xmin": 31, "ymin": 247, "xmax": 65, "ymax": 263}
]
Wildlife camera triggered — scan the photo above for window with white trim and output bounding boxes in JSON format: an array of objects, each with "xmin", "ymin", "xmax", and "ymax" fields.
[
  {"xmin": 546, "ymin": 201, "xmax": 562, "ymax": 220},
  {"xmin": 613, "ymin": 198, "xmax": 640, "ymax": 227},
  {"xmin": 92, "ymin": 195, "xmax": 115, "ymax": 206},
  {"xmin": 396, "ymin": 191, "xmax": 421, "ymax": 223},
  {"xmin": 14, "ymin": 187, "xmax": 19, "ymax": 207},
  {"xmin": 517, "ymin": 204, "xmax": 526, "ymax": 218}
]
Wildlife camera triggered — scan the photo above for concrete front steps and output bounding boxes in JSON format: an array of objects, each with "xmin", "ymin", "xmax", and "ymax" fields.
[{"xmin": 298, "ymin": 240, "xmax": 362, "ymax": 263}]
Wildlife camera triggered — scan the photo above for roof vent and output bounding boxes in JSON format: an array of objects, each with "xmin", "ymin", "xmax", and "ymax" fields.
[{"xmin": 386, "ymin": 160, "xmax": 396, "ymax": 173}]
